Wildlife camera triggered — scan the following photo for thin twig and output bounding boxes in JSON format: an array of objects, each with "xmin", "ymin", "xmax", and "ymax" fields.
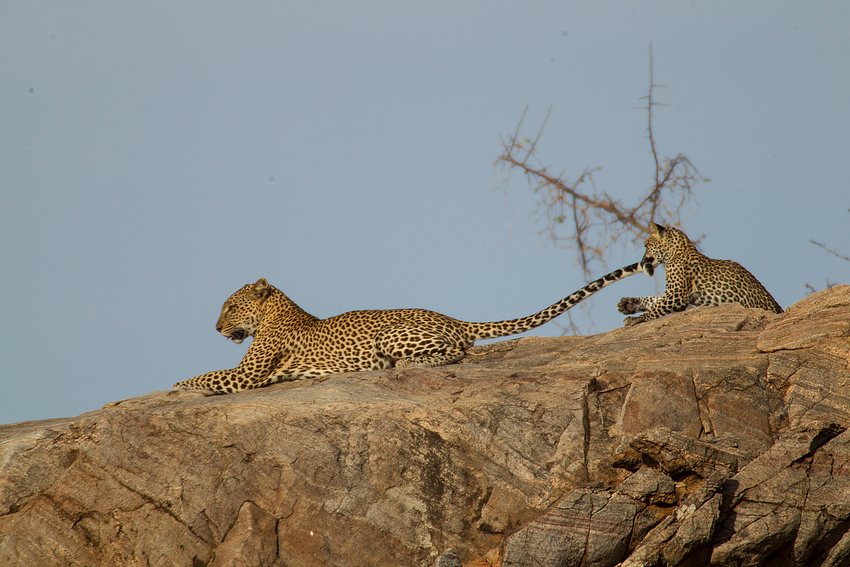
[{"xmin": 810, "ymin": 240, "xmax": 850, "ymax": 262}]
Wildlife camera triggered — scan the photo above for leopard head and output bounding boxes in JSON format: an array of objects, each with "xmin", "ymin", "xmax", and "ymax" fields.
[
  {"xmin": 640, "ymin": 224, "xmax": 692, "ymax": 276},
  {"xmin": 215, "ymin": 278, "xmax": 273, "ymax": 343}
]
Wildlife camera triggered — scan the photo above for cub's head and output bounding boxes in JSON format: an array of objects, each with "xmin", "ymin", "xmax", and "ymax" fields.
[
  {"xmin": 640, "ymin": 224, "xmax": 693, "ymax": 276},
  {"xmin": 215, "ymin": 278, "xmax": 273, "ymax": 343}
]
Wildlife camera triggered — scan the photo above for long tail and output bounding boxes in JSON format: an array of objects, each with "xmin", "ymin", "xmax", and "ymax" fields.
[{"xmin": 470, "ymin": 262, "xmax": 643, "ymax": 340}]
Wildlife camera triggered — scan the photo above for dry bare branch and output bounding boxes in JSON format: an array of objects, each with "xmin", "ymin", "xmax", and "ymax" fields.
[
  {"xmin": 810, "ymin": 209, "xmax": 850, "ymax": 263},
  {"xmin": 810, "ymin": 240, "xmax": 850, "ymax": 263}
]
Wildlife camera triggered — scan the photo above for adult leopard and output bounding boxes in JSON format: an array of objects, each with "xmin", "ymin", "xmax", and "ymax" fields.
[
  {"xmin": 175, "ymin": 264, "xmax": 642, "ymax": 393},
  {"xmin": 618, "ymin": 223, "xmax": 782, "ymax": 326}
]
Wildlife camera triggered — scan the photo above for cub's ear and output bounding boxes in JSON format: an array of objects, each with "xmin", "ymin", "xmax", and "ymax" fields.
[
  {"xmin": 251, "ymin": 278, "xmax": 272, "ymax": 299},
  {"xmin": 652, "ymin": 223, "xmax": 666, "ymax": 237}
]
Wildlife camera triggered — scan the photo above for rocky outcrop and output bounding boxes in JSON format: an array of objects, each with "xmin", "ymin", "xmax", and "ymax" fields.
[{"xmin": 1, "ymin": 286, "xmax": 849, "ymax": 567}]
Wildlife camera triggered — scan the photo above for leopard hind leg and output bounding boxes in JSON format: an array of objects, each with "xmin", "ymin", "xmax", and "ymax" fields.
[{"xmin": 374, "ymin": 321, "xmax": 470, "ymax": 369}]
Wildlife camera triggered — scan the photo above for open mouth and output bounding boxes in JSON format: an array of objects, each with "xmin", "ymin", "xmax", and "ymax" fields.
[{"xmin": 229, "ymin": 330, "xmax": 247, "ymax": 343}]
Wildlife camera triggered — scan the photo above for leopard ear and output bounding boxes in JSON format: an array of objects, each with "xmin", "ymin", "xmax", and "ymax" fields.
[
  {"xmin": 652, "ymin": 223, "xmax": 665, "ymax": 237},
  {"xmin": 251, "ymin": 278, "xmax": 271, "ymax": 299}
]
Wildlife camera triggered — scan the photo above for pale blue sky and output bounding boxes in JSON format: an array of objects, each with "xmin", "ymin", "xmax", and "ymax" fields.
[{"xmin": 2, "ymin": 2, "xmax": 848, "ymax": 424}]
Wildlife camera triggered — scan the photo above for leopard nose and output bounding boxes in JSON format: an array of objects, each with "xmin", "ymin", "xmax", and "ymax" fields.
[{"xmin": 216, "ymin": 322, "xmax": 223, "ymax": 332}]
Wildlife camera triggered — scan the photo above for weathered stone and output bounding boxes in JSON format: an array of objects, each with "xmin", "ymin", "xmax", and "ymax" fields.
[
  {"xmin": 618, "ymin": 513, "xmax": 679, "ymax": 567},
  {"xmin": 433, "ymin": 548, "xmax": 462, "ymax": 567},
  {"xmin": 503, "ymin": 489, "xmax": 637, "ymax": 567},
  {"xmin": 619, "ymin": 372, "xmax": 703, "ymax": 440},
  {"xmin": 709, "ymin": 422, "xmax": 850, "ymax": 567},
  {"xmin": 662, "ymin": 493, "xmax": 721, "ymax": 565},
  {"xmin": 476, "ymin": 485, "xmax": 529, "ymax": 534},
  {"xmin": 0, "ymin": 286, "xmax": 848, "ymax": 567},
  {"xmin": 760, "ymin": 286, "xmax": 850, "ymax": 429},
  {"xmin": 758, "ymin": 287, "xmax": 850, "ymax": 353},
  {"xmin": 618, "ymin": 428, "xmax": 742, "ymax": 478},
  {"xmin": 617, "ymin": 467, "xmax": 677, "ymax": 506},
  {"xmin": 210, "ymin": 501, "xmax": 278, "ymax": 567},
  {"xmin": 619, "ymin": 468, "xmax": 731, "ymax": 567}
]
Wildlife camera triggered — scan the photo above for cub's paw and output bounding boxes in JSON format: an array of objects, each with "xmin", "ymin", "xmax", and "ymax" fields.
[
  {"xmin": 618, "ymin": 297, "xmax": 644, "ymax": 315},
  {"xmin": 622, "ymin": 316, "xmax": 645, "ymax": 327}
]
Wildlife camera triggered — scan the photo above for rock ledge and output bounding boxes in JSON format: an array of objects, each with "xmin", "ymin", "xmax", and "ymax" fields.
[{"xmin": 2, "ymin": 286, "xmax": 849, "ymax": 567}]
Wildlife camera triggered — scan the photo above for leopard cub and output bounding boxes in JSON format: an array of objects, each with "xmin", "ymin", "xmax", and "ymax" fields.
[{"xmin": 618, "ymin": 223, "xmax": 782, "ymax": 326}]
